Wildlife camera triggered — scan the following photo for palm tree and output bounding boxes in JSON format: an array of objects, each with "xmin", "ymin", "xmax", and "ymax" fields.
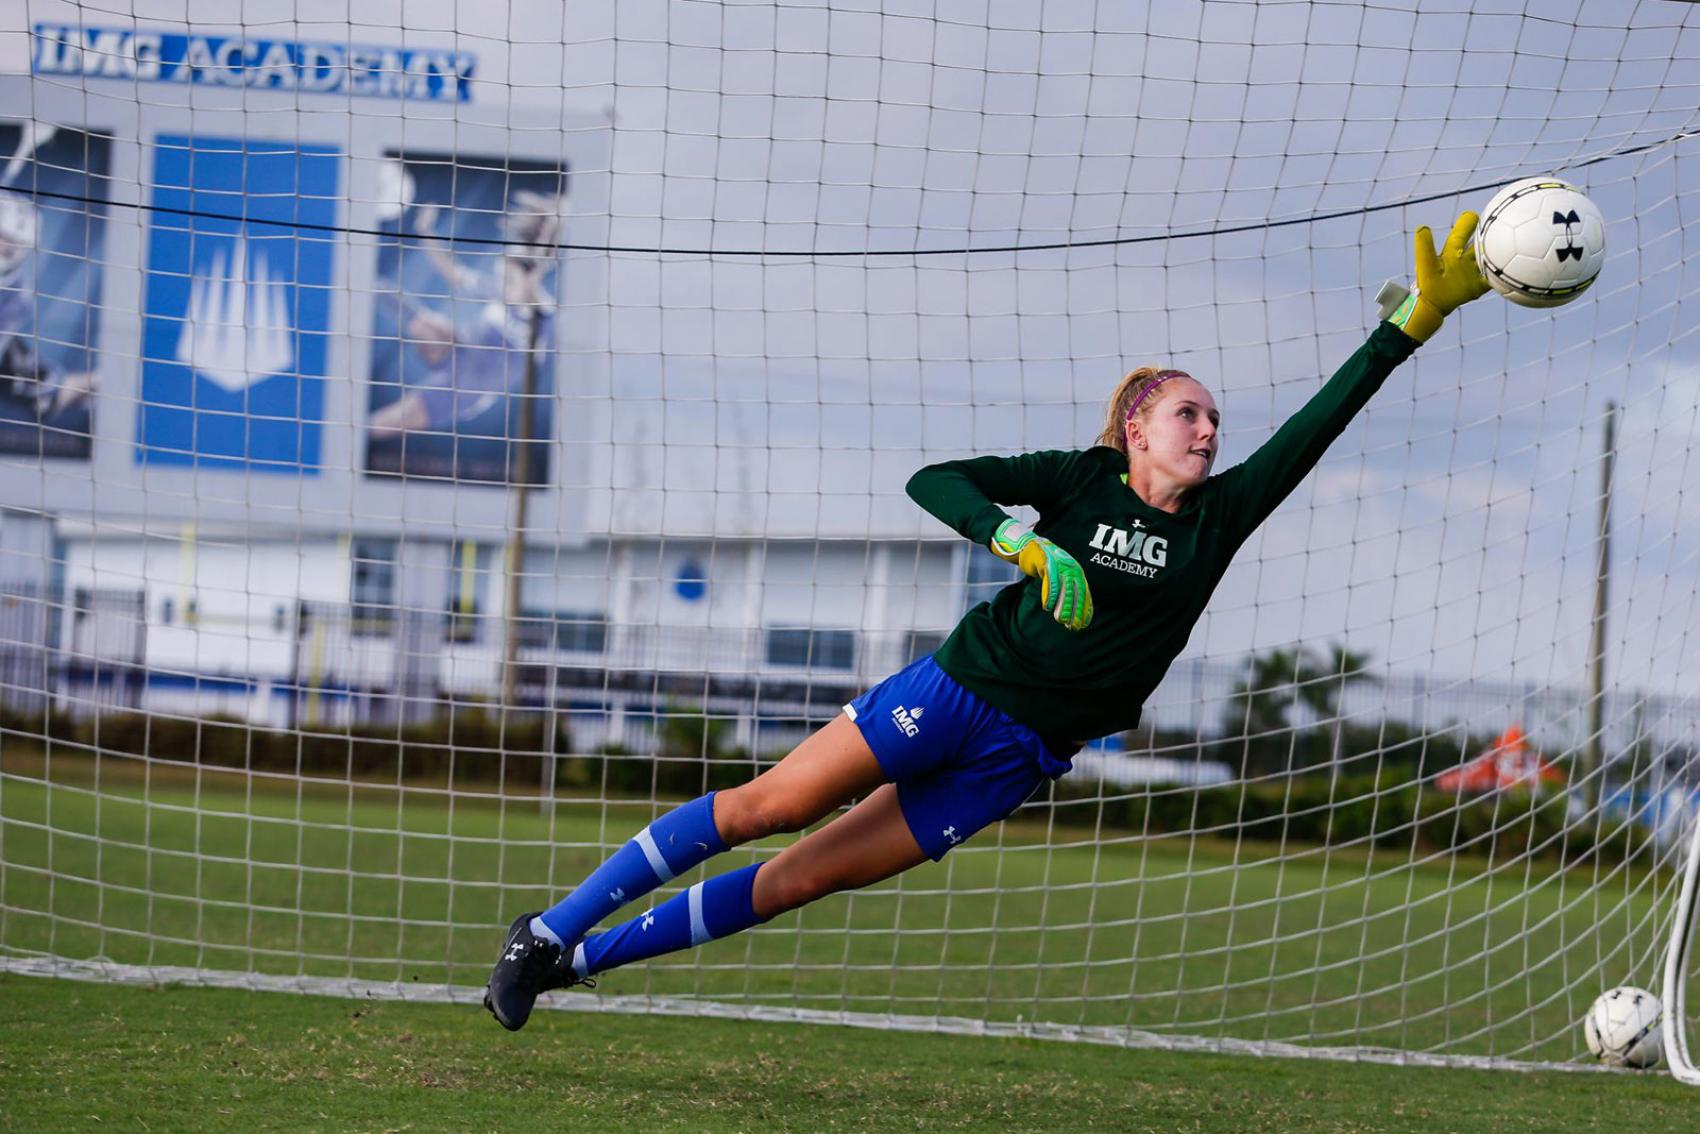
[
  {"xmin": 1225, "ymin": 647, "xmax": 1309, "ymax": 741},
  {"xmin": 1224, "ymin": 643, "xmax": 1378, "ymax": 781},
  {"xmin": 1295, "ymin": 642, "xmax": 1379, "ymax": 786}
]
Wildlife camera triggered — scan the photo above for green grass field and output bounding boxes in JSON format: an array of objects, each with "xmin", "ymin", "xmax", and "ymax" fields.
[
  {"xmin": 0, "ymin": 747, "xmax": 1682, "ymax": 1126},
  {"xmin": 2, "ymin": 974, "xmax": 1692, "ymax": 1133}
]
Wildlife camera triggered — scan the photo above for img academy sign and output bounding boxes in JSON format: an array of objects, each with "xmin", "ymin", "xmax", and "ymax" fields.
[
  {"xmin": 1088, "ymin": 520, "xmax": 1168, "ymax": 579},
  {"xmin": 33, "ymin": 25, "xmax": 475, "ymax": 102}
]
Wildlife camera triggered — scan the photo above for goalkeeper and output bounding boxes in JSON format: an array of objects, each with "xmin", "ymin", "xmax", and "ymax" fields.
[{"xmin": 484, "ymin": 214, "xmax": 1490, "ymax": 1030}]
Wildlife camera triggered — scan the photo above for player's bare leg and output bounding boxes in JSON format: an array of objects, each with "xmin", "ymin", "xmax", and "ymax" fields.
[
  {"xmin": 712, "ymin": 714, "xmax": 887, "ymax": 845},
  {"xmin": 750, "ymin": 783, "xmax": 926, "ymax": 918}
]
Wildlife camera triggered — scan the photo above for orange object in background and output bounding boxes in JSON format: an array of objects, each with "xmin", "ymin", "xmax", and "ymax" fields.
[{"xmin": 1433, "ymin": 725, "xmax": 1567, "ymax": 793}]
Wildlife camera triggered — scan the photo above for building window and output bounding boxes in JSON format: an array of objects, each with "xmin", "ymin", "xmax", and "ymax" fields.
[
  {"xmin": 446, "ymin": 596, "xmax": 481, "ymax": 643},
  {"xmin": 350, "ymin": 538, "xmax": 397, "ymax": 636},
  {"xmin": 766, "ymin": 627, "xmax": 856, "ymax": 671},
  {"xmin": 153, "ymin": 594, "xmax": 196, "ymax": 626},
  {"xmin": 904, "ymin": 629, "xmax": 946, "ymax": 663},
  {"xmin": 964, "ymin": 547, "xmax": 1018, "ymax": 614},
  {"xmin": 556, "ymin": 611, "xmax": 608, "ymax": 654},
  {"xmin": 517, "ymin": 609, "xmax": 608, "ymax": 653}
]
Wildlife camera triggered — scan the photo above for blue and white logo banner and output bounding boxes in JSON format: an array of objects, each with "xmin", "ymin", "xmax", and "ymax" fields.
[
  {"xmin": 137, "ymin": 136, "xmax": 340, "ymax": 473},
  {"xmin": 33, "ymin": 25, "xmax": 474, "ymax": 103}
]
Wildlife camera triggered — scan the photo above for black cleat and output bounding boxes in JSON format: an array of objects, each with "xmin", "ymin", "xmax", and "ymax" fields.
[{"xmin": 483, "ymin": 912, "xmax": 583, "ymax": 1031}]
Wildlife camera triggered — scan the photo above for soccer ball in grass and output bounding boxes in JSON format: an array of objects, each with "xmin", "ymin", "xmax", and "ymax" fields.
[
  {"xmin": 1583, "ymin": 986, "xmax": 1664, "ymax": 1069},
  {"xmin": 1473, "ymin": 177, "xmax": 1606, "ymax": 308}
]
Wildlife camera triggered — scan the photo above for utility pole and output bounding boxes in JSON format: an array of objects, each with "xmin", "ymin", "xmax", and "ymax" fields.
[
  {"xmin": 1583, "ymin": 401, "xmax": 1616, "ymax": 805},
  {"xmin": 502, "ymin": 307, "xmax": 543, "ymax": 743}
]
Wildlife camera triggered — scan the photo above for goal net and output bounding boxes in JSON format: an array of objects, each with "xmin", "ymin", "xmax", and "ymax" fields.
[{"xmin": 4, "ymin": 1, "xmax": 1700, "ymax": 1070}]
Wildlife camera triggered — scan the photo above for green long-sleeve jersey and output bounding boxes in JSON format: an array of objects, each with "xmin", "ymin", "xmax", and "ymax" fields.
[{"xmin": 907, "ymin": 322, "xmax": 1420, "ymax": 745}]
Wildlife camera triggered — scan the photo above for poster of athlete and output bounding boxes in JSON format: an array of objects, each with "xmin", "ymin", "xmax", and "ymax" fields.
[
  {"xmin": 364, "ymin": 151, "xmax": 566, "ymax": 485},
  {"xmin": 0, "ymin": 122, "xmax": 109, "ymax": 459}
]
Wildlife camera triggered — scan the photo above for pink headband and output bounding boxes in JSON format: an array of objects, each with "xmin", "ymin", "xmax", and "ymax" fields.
[{"xmin": 1125, "ymin": 369, "xmax": 1191, "ymax": 425}]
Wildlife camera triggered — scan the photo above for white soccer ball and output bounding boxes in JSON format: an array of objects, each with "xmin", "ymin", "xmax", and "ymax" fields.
[
  {"xmin": 1474, "ymin": 177, "xmax": 1605, "ymax": 308},
  {"xmin": 1583, "ymin": 986, "xmax": 1664, "ymax": 1069}
]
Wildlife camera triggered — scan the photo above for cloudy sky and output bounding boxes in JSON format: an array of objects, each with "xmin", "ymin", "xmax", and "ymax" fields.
[
  {"xmin": 16, "ymin": 0, "xmax": 1700, "ymax": 705},
  {"xmin": 530, "ymin": 0, "xmax": 1700, "ymax": 700}
]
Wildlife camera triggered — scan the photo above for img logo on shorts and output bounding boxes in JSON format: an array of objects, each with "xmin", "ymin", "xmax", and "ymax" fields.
[{"xmin": 891, "ymin": 704, "xmax": 925, "ymax": 738}]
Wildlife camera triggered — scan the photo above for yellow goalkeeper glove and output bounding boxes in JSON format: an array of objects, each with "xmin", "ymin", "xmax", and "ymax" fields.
[
  {"xmin": 990, "ymin": 519, "xmax": 1093, "ymax": 632},
  {"xmin": 1387, "ymin": 211, "xmax": 1491, "ymax": 343}
]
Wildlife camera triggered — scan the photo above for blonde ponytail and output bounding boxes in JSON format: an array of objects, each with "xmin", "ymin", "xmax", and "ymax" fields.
[{"xmin": 1096, "ymin": 366, "xmax": 1169, "ymax": 456}]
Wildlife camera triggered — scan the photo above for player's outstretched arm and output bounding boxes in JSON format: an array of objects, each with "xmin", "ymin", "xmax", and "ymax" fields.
[
  {"xmin": 1216, "ymin": 212, "xmax": 1486, "ymax": 532},
  {"xmin": 1386, "ymin": 211, "xmax": 1491, "ymax": 343}
]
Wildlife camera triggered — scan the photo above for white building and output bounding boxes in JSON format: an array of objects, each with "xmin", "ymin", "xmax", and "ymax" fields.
[
  {"xmin": 33, "ymin": 515, "xmax": 992, "ymax": 752},
  {"xmin": 0, "ymin": 13, "xmax": 1017, "ymax": 751}
]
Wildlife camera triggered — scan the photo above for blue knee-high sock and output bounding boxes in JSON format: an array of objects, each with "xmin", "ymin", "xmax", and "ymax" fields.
[
  {"xmin": 534, "ymin": 793, "xmax": 728, "ymax": 946},
  {"xmin": 570, "ymin": 862, "xmax": 767, "ymax": 978}
]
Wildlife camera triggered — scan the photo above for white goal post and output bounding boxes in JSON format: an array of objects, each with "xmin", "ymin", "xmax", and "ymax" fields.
[
  {"xmin": 1663, "ymin": 818, "xmax": 1700, "ymax": 1084},
  {"xmin": 4, "ymin": 1, "xmax": 1700, "ymax": 1078}
]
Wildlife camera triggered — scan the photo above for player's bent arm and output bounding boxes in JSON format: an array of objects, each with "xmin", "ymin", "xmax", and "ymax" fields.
[
  {"xmin": 989, "ymin": 519, "xmax": 1093, "ymax": 631},
  {"xmin": 905, "ymin": 450, "xmax": 1086, "ymax": 546},
  {"xmin": 907, "ymin": 451, "xmax": 1096, "ymax": 631}
]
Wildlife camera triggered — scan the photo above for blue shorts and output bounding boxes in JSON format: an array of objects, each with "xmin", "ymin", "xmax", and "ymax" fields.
[{"xmin": 844, "ymin": 655, "xmax": 1073, "ymax": 860}]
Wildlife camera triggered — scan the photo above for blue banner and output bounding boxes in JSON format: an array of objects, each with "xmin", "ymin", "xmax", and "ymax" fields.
[
  {"xmin": 0, "ymin": 123, "xmax": 109, "ymax": 460},
  {"xmin": 33, "ymin": 25, "xmax": 474, "ymax": 103},
  {"xmin": 137, "ymin": 136, "xmax": 339, "ymax": 473},
  {"xmin": 364, "ymin": 152, "xmax": 564, "ymax": 485}
]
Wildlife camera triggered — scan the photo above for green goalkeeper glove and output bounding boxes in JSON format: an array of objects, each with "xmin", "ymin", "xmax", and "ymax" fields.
[
  {"xmin": 1386, "ymin": 211, "xmax": 1491, "ymax": 343},
  {"xmin": 990, "ymin": 519, "xmax": 1093, "ymax": 631}
]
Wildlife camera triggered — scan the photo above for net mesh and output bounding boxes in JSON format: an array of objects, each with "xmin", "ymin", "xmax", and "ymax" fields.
[{"xmin": 2, "ymin": 0, "xmax": 1700, "ymax": 1067}]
